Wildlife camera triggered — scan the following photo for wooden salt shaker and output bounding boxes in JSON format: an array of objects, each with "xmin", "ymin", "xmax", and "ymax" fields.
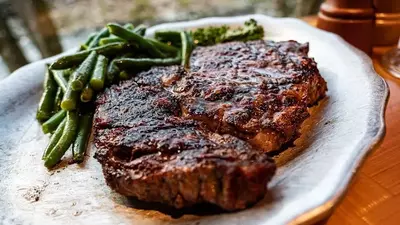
[{"xmin": 317, "ymin": 0, "xmax": 375, "ymax": 55}]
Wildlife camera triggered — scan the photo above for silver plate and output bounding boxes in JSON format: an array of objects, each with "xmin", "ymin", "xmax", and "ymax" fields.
[{"xmin": 0, "ymin": 15, "xmax": 388, "ymax": 225}]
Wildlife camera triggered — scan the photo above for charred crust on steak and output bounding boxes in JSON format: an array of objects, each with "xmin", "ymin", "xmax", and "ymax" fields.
[{"xmin": 93, "ymin": 40, "xmax": 327, "ymax": 211}]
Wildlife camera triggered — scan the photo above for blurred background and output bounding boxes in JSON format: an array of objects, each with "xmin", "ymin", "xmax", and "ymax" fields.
[{"xmin": 0, "ymin": 0, "xmax": 323, "ymax": 79}]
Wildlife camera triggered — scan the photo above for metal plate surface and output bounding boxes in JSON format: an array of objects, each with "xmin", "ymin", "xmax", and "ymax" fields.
[{"xmin": 0, "ymin": 15, "xmax": 388, "ymax": 225}]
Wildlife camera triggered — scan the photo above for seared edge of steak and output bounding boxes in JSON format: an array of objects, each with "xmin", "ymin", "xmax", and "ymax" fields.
[{"xmin": 96, "ymin": 129, "xmax": 276, "ymax": 210}]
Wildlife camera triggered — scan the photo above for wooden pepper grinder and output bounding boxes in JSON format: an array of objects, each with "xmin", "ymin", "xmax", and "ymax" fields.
[
  {"xmin": 317, "ymin": 0, "xmax": 375, "ymax": 55},
  {"xmin": 373, "ymin": 0, "xmax": 400, "ymax": 46}
]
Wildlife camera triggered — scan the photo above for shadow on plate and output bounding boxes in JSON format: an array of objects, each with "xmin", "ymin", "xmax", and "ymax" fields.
[
  {"xmin": 109, "ymin": 182, "xmax": 279, "ymax": 219},
  {"xmin": 124, "ymin": 197, "xmax": 229, "ymax": 218}
]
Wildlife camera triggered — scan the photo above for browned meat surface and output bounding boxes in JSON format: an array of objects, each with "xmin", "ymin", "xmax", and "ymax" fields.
[
  {"xmin": 176, "ymin": 40, "xmax": 326, "ymax": 151},
  {"xmin": 93, "ymin": 40, "xmax": 327, "ymax": 211},
  {"xmin": 94, "ymin": 77, "xmax": 276, "ymax": 211}
]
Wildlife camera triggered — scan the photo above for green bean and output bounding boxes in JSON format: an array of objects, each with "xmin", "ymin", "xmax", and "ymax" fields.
[
  {"xmin": 146, "ymin": 38, "xmax": 179, "ymax": 55},
  {"xmin": 79, "ymin": 32, "xmax": 96, "ymax": 51},
  {"xmin": 50, "ymin": 52, "xmax": 90, "ymax": 70},
  {"xmin": 52, "ymin": 70, "xmax": 68, "ymax": 93},
  {"xmin": 44, "ymin": 111, "xmax": 79, "ymax": 168},
  {"xmin": 90, "ymin": 55, "xmax": 108, "ymax": 91},
  {"xmin": 63, "ymin": 69, "xmax": 73, "ymax": 78},
  {"xmin": 41, "ymin": 110, "xmax": 66, "ymax": 134},
  {"xmin": 104, "ymin": 24, "xmax": 134, "ymax": 40},
  {"xmin": 132, "ymin": 24, "xmax": 146, "ymax": 36},
  {"xmin": 50, "ymin": 43, "xmax": 131, "ymax": 70},
  {"xmin": 70, "ymin": 51, "xmax": 98, "ymax": 91},
  {"xmin": 88, "ymin": 27, "xmax": 110, "ymax": 49},
  {"xmin": 99, "ymin": 37, "xmax": 125, "ymax": 46},
  {"xmin": 107, "ymin": 23, "xmax": 135, "ymax": 39},
  {"xmin": 115, "ymin": 56, "xmax": 181, "ymax": 69},
  {"xmin": 107, "ymin": 23, "xmax": 166, "ymax": 58},
  {"xmin": 61, "ymin": 86, "xmax": 79, "ymax": 110},
  {"xmin": 72, "ymin": 112, "xmax": 93, "ymax": 162},
  {"xmin": 119, "ymin": 71, "xmax": 130, "ymax": 80},
  {"xmin": 106, "ymin": 53, "xmax": 134, "ymax": 84},
  {"xmin": 37, "ymin": 68, "xmax": 58, "ymax": 121},
  {"xmin": 53, "ymin": 88, "xmax": 63, "ymax": 112},
  {"xmin": 79, "ymin": 45, "xmax": 88, "ymax": 51},
  {"xmin": 124, "ymin": 23, "xmax": 135, "ymax": 30},
  {"xmin": 180, "ymin": 31, "xmax": 193, "ymax": 69},
  {"xmin": 42, "ymin": 119, "xmax": 66, "ymax": 160},
  {"xmin": 106, "ymin": 59, "xmax": 119, "ymax": 85},
  {"xmin": 84, "ymin": 32, "xmax": 97, "ymax": 45},
  {"xmin": 154, "ymin": 30, "xmax": 181, "ymax": 47},
  {"xmin": 80, "ymin": 84, "xmax": 94, "ymax": 102}
]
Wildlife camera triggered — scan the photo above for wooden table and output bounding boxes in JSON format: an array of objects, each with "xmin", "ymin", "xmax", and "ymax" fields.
[{"xmin": 303, "ymin": 16, "xmax": 400, "ymax": 225}]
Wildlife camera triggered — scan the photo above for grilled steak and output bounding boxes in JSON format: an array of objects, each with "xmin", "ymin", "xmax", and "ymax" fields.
[
  {"xmin": 94, "ymin": 75, "xmax": 276, "ymax": 210},
  {"xmin": 176, "ymin": 40, "xmax": 326, "ymax": 151},
  {"xmin": 93, "ymin": 40, "xmax": 327, "ymax": 211}
]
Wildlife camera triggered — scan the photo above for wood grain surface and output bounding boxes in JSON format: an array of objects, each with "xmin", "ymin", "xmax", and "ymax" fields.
[{"xmin": 303, "ymin": 16, "xmax": 400, "ymax": 225}]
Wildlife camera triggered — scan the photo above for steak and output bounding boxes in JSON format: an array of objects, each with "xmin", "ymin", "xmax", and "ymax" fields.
[
  {"xmin": 175, "ymin": 40, "xmax": 326, "ymax": 151},
  {"xmin": 93, "ymin": 40, "xmax": 327, "ymax": 211}
]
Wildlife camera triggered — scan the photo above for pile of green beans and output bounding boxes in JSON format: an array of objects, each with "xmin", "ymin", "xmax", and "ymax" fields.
[
  {"xmin": 37, "ymin": 19, "xmax": 263, "ymax": 169},
  {"xmin": 37, "ymin": 22, "xmax": 189, "ymax": 169}
]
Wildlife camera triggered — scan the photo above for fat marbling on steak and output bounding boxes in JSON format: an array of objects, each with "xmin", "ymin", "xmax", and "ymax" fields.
[{"xmin": 93, "ymin": 40, "xmax": 327, "ymax": 211}]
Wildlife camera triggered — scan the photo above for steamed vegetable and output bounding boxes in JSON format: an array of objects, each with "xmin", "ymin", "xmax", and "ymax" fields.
[
  {"xmin": 114, "ymin": 56, "xmax": 181, "ymax": 69},
  {"xmin": 88, "ymin": 27, "xmax": 110, "ymax": 48},
  {"xmin": 90, "ymin": 55, "xmax": 108, "ymax": 91},
  {"xmin": 61, "ymin": 87, "xmax": 79, "ymax": 110},
  {"xmin": 42, "ymin": 110, "xmax": 66, "ymax": 134},
  {"xmin": 180, "ymin": 31, "xmax": 193, "ymax": 68},
  {"xmin": 36, "ymin": 68, "xmax": 58, "ymax": 121},
  {"xmin": 44, "ymin": 111, "xmax": 79, "ymax": 168},
  {"xmin": 99, "ymin": 37, "xmax": 124, "ymax": 46},
  {"xmin": 42, "ymin": 119, "xmax": 66, "ymax": 159},
  {"xmin": 53, "ymin": 88, "xmax": 63, "ymax": 112},
  {"xmin": 107, "ymin": 23, "xmax": 166, "ymax": 58},
  {"xmin": 221, "ymin": 19, "xmax": 264, "ymax": 43},
  {"xmin": 190, "ymin": 19, "xmax": 264, "ymax": 46},
  {"xmin": 132, "ymin": 24, "xmax": 147, "ymax": 36},
  {"xmin": 50, "ymin": 42, "xmax": 131, "ymax": 70},
  {"xmin": 147, "ymin": 38, "xmax": 179, "ymax": 55},
  {"xmin": 70, "ymin": 51, "xmax": 98, "ymax": 91},
  {"xmin": 154, "ymin": 31, "xmax": 181, "ymax": 47},
  {"xmin": 79, "ymin": 32, "xmax": 96, "ymax": 50},
  {"xmin": 80, "ymin": 84, "xmax": 94, "ymax": 102},
  {"xmin": 72, "ymin": 112, "xmax": 93, "ymax": 163},
  {"xmin": 106, "ymin": 58, "xmax": 120, "ymax": 84},
  {"xmin": 118, "ymin": 70, "xmax": 130, "ymax": 80},
  {"xmin": 52, "ymin": 70, "xmax": 69, "ymax": 93}
]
